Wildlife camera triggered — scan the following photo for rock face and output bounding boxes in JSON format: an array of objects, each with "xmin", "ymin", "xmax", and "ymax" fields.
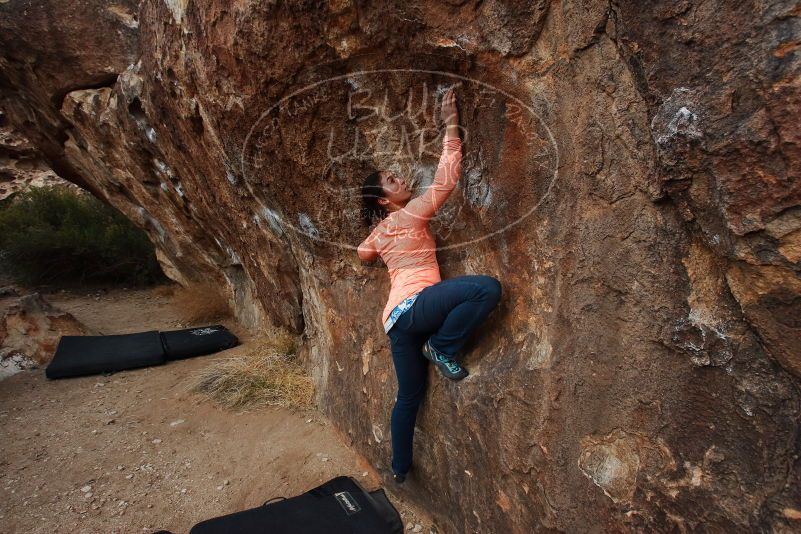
[
  {"xmin": 0, "ymin": 113, "xmax": 73, "ymax": 201},
  {"xmin": 0, "ymin": 292, "xmax": 90, "ymax": 379},
  {"xmin": 2, "ymin": 1, "xmax": 800, "ymax": 532}
]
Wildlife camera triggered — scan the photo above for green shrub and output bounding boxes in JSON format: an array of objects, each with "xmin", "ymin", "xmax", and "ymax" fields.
[{"xmin": 0, "ymin": 186, "xmax": 165, "ymax": 286}]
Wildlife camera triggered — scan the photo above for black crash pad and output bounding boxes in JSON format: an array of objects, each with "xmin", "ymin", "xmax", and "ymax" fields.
[
  {"xmin": 189, "ymin": 476, "xmax": 403, "ymax": 534},
  {"xmin": 46, "ymin": 325, "xmax": 239, "ymax": 379},
  {"xmin": 160, "ymin": 325, "xmax": 239, "ymax": 361},
  {"xmin": 46, "ymin": 331, "xmax": 166, "ymax": 379}
]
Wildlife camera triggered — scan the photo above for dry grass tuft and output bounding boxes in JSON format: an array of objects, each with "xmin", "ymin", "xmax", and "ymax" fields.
[
  {"xmin": 152, "ymin": 284, "xmax": 177, "ymax": 298},
  {"xmin": 190, "ymin": 328, "xmax": 313, "ymax": 410},
  {"xmin": 173, "ymin": 282, "xmax": 232, "ymax": 323}
]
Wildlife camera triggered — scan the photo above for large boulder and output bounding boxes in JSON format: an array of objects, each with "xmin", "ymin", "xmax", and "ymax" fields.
[
  {"xmin": 1, "ymin": 1, "xmax": 799, "ymax": 531},
  {"xmin": 0, "ymin": 292, "xmax": 90, "ymax": 379}
]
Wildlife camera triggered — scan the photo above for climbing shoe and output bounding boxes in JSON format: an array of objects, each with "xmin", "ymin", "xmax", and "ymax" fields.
[
  {"xmin": 392, "ymin": 471, "xmax": 406, "ymax": 484},
  {"xmin": 422, "ymin": 339, "xmax": 468, "ymax": 380}
]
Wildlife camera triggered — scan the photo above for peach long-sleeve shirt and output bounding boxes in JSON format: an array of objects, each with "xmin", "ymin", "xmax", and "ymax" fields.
[{"xmin": 359, "ymin": 133, "xmax": 463, "ymax": 327}]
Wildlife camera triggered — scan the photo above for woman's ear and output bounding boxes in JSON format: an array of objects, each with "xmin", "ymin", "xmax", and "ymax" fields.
[{"xmin": 377, "ymin": 197, "xmax": 388, "ymax": 207}]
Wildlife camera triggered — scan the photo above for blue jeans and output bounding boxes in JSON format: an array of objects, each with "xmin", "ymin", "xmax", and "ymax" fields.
[{"xmin": 386, "ymin": 274, "xmax": 502, "ymax": 475}]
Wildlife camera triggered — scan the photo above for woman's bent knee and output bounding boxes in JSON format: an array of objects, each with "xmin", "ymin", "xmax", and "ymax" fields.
[{"xmin": 480, "ymin": 275, "xmax": 502, "ymax": 303}]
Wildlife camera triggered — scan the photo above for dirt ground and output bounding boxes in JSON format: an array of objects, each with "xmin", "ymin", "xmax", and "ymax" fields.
[{"xmin": 0, "ymin": 285, "xmax": 436, "ymax": 533}]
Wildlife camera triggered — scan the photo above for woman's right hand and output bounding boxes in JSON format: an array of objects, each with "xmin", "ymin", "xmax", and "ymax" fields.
[{"xmin": 440, "ymin": 87, "xmax": 458, "ymax": 126}]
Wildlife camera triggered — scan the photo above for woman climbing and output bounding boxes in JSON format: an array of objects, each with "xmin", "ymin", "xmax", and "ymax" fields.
[{"xmin": 357, "ymin": 87, "xmax": 502, "ymax": 484}]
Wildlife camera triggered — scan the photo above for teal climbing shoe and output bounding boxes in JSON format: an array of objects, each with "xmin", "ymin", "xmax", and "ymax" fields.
[{"xmin": 422, "ymin": 340, "xmax": 468, "ymax": 380}]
